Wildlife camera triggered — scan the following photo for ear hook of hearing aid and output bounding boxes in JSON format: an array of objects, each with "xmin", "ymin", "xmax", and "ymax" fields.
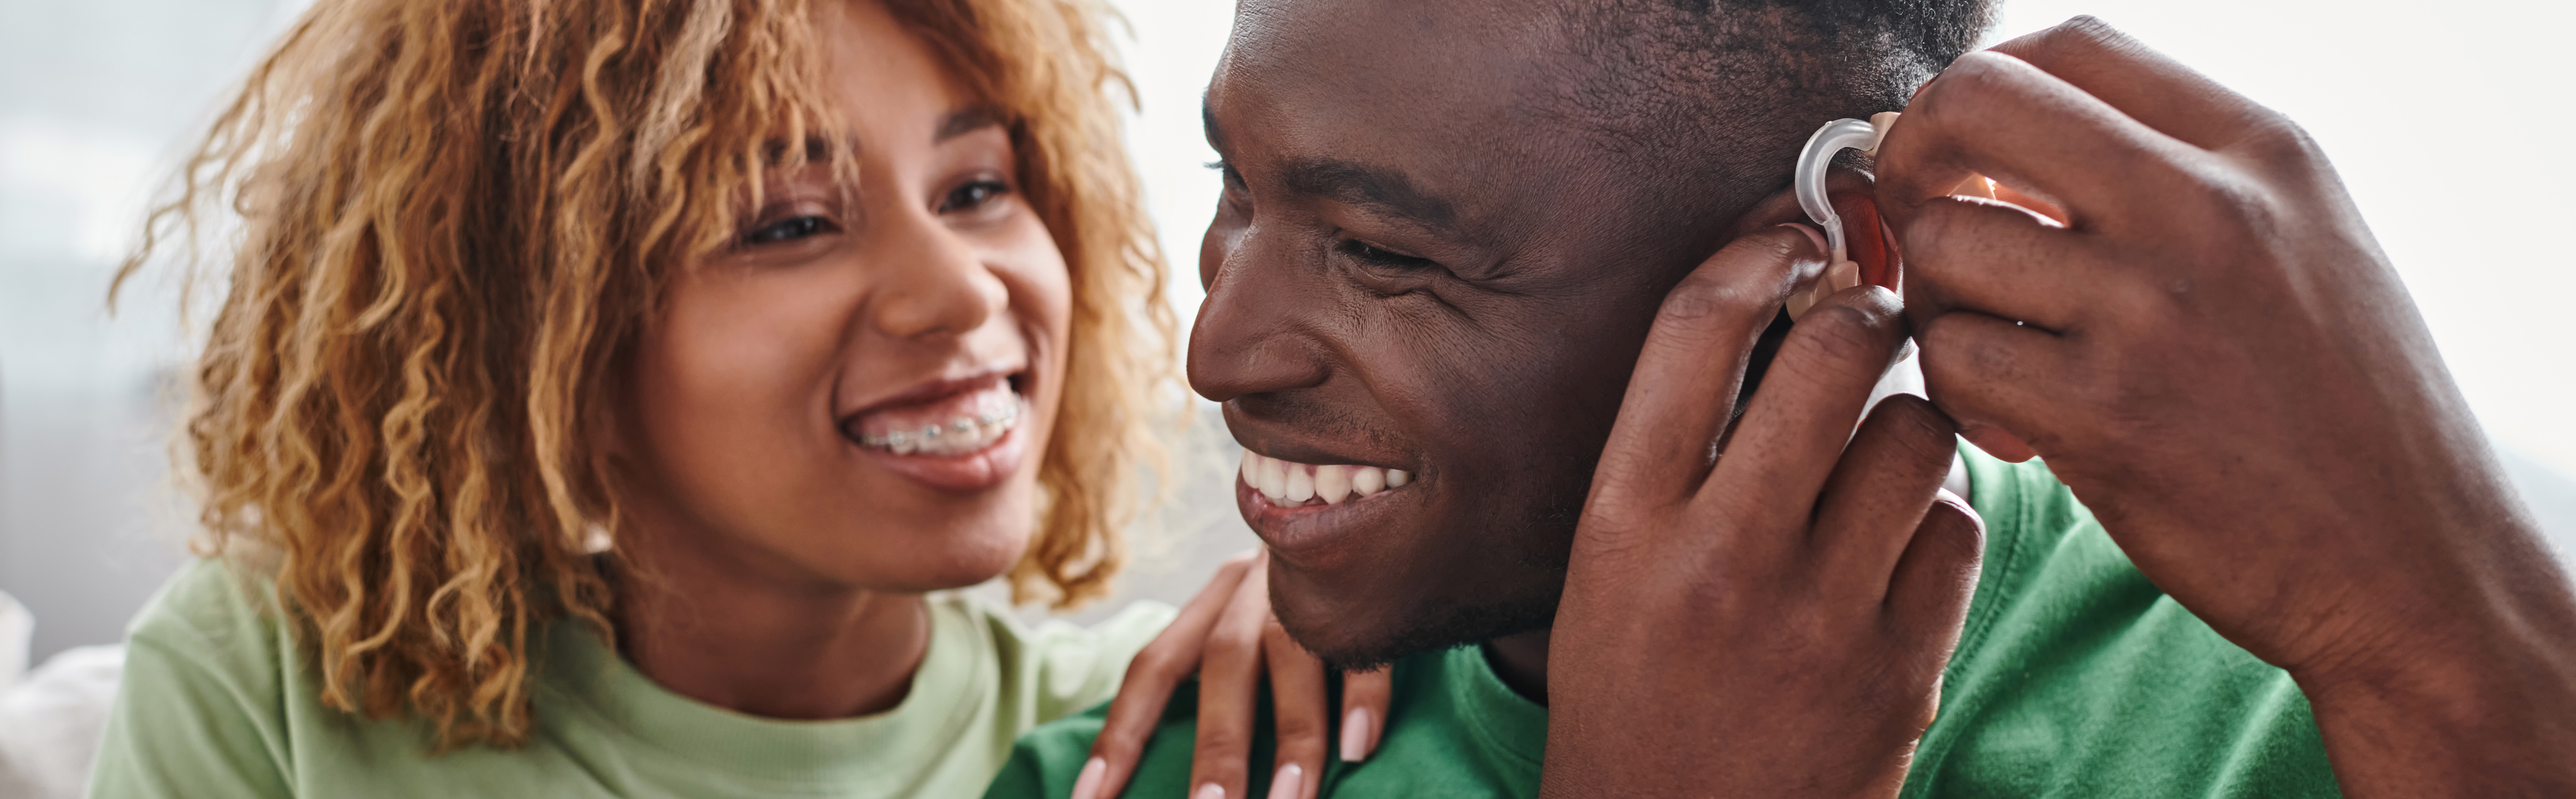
[{"xmin": 1788, "ymin": 111, "xmax": 1900, "ymax": 319}]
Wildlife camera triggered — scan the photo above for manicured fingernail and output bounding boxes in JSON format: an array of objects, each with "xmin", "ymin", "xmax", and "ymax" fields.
[
  {"xmin": 1194, "ymin": 782, "xmax": 1227, "ymax": 799},
  {"xmin": 1266, "ymin": 764, "xmax": 1303, "ymax": 799},
  {"xmin": 1340, "ymin": 707, "xmax": 1373, "ymax": 762},
  {"xmin": 1071, "ymin": 758, "xmax": 1105, "ymax": 799}
]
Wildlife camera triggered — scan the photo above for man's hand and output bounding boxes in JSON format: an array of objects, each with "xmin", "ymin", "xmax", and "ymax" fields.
[
  {"xmin": 1539, "ymin": 227, "xmax": 1984, "ymax": 798},
  {"xmin": 1878, "ymin": 17, "xmax": 2576, "ymax": 796}
]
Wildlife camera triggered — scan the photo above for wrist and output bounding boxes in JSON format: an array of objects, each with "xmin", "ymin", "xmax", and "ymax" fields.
[{"xmin": 2289, "ymin": 581, "xmax": 2576, "ymax": 797}]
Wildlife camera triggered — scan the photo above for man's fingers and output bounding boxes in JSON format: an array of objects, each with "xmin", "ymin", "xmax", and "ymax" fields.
[
  {"xmin": 1338, "ymin": 667, "xmax": 1391, "ymax": 763},
  {"xmin": 1085, "ymin": 552, "xmax": 1259, "ymax": 799},
  {"xmin": 1809, "ymin": 395, "xmax": 1960, "ymax": 603},
  {"xmin": 1878, "ymin": 48, "xmax": 2203, "ymax": 236},
  {"xmin": 1914, "ymin": 310, "xmax": 2085, "ymax": 460},
  {"xmin": 1708, "ymin": 286, "xmax": 1911, "ymax": 539},
  {"xmin": 1900, "ymin": 197, "xmax": 2107, "ymax": 334},
  {"xmin": 1886, "ymin": 492, "xmax": 1984, "ymax": 649},
  {"xmin": 1588, "ymin": 226, "xmax": 1825, "ymax": 519},
  {"xmin": 1190, "ymin": 562, "xmax": 1273, "ymax": 799},
  {"xmin": 1261, "ymin": 620, "xmax": 1327, "ymax": 799},
  {"xmin": 1987, "ymin": 17, "xmax": 2280, "ymax": 154}
]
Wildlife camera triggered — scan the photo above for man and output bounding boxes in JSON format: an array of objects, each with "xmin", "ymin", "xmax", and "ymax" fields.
[{"xmin": 986, "ymin": 1, "xmax": 2576, "ymax": 797}]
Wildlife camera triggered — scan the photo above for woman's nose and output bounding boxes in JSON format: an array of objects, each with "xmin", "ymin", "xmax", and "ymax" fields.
[{"xmin": 871, "ymin": 209, "xmax": 1004, "ymax": 340}]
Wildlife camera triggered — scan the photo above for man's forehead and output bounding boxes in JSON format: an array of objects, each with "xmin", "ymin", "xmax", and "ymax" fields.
[{"xmin": 1215, "ymin": 0, "xmax": 1615, "ymax": 238}]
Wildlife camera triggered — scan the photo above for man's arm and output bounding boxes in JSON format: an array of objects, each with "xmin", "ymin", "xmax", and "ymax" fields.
[{"xmin": 1880, "ymin": 17, "xmax": 2576, "ymax": 796}]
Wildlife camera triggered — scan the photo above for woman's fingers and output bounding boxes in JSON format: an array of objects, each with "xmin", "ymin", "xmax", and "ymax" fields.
[
  {"xmin": 1261, "ymin": 618, "xmax": 1327, "ymax": 799},
  {"xmin": 1082, "ymin": 552, "xmax": 1259, "ymax": 799},
  {"xmin": 1190, "ymin": 559, "xmax": 1274, "ymax": 799},
  {"xmin": 1338, "ymin": 667, "xmax": 1391, "ymax": 763}
]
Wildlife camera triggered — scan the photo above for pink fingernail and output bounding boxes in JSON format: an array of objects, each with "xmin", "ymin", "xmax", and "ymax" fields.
[
  {"xmin": 1194, "ymin": 782, "xmax": 1227, "ymax": 799},
  {"xmin": 1340, "ymin": 707, "xmax": 1373, "ymax": 762},
  {"xmin": 1071, "ymin": 757, "xmax": 1105, "ymax": 799},
  {"xmin": 1266, "ymin": 764, "xmax": 1303, "ymax": 799}
]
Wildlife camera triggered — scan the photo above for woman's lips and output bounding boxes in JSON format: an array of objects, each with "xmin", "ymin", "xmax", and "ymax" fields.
[{"xmin": 844, "ymin": 378, "xmax": 1029, "ymax": 492}]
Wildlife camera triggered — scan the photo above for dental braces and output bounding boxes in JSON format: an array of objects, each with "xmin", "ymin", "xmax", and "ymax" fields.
[{"xmin": 853, "ymin": 397, "xmax": 1022, "ymax": 450}]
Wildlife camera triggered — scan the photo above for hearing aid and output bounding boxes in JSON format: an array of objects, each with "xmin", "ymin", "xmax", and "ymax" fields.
[{"xmin": 1787, "ymin": 111, "xmax": 1901, "ymax": 319}]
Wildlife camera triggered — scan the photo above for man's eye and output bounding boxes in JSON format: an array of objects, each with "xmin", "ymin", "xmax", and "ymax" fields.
[
  {"xmin": 939, "ymin": 179, "xmax": 1011, "ymax": 213},
  {"xmin": 742, "ymin": 215, "xmax": 833, "ymax": 245},
  {"xmin": 1338, "ymin": 238, "xmax": 1437, "ymax": 270}
]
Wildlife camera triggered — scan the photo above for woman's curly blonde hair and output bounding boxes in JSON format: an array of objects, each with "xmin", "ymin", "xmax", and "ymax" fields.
[{"xmin": 114, "ymin": 0, "xmax": 1170, "ymax": 748}]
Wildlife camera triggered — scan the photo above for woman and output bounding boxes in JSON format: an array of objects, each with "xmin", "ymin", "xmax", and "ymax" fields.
[{"xmin": 87, "ymin": 0, "xmax": 1380, "ymax": 796}]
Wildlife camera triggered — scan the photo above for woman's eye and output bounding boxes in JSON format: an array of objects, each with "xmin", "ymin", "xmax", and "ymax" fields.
[
  {"xmin": 742, "ymin": 215, "xmax": 832, "ymax": 245},
  {"xmin": 1338, "ymin": 238, "xmax": 1437, "ymax": 270},
  {"xmin": 939, "ymin": 179, "xmax": 1012, "ymax": 213}
]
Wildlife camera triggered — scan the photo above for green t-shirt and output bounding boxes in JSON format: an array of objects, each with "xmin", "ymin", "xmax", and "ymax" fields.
[
  {"xmin": 87, "ymin": 558, "xmax": 1174, "ymax": 798},
  {"xmin": 983, "ymin": 447, "xmax": 2341, "ymax": 798}
]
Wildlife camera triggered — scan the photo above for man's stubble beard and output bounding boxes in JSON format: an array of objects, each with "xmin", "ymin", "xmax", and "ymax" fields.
[{"xmin": 1270, "ymin": 486, "xmax": 1586, "ymax": 671}]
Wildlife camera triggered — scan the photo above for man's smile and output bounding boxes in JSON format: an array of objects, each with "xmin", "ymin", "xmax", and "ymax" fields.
[{"xmin": 1233, "ymin": 446, "xmax": 1428, "ymax": 567}]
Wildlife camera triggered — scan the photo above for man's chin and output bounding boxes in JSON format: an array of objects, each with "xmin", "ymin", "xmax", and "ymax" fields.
[{"xmin": 1272, "ymin": 590, "xmax": 1559, "ymax": 671}]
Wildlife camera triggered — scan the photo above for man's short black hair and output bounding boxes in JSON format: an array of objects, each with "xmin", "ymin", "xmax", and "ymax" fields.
[{"xmin": 1553, "ymin": 0, "xmax": 1997, "ymax": 223}]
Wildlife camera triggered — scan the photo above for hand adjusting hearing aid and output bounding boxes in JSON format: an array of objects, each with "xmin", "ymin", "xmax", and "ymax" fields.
[{"xmin": 1787, "ymin": 111, "xmax": 1900, "ymax": 319}]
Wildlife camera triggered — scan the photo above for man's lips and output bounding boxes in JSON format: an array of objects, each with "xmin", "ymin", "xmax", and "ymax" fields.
[
  {"xmin": 1233, "ymin": 447, "xmax": 1421, "ymax": 562},
  {"xmin": 1238, "ymin": 450, "xmax": 1410, "ymax": 507}
]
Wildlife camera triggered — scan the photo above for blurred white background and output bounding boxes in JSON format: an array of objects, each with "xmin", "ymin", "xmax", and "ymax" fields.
[{"xmin": 3, "ymin": 0, "xmax": 2572, "ymax": 670}]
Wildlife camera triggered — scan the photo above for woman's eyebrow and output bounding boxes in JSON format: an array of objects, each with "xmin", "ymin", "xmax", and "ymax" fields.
[{"xmin": 936, "ymin": 104, "xmax": 1009, "ymax": 143}]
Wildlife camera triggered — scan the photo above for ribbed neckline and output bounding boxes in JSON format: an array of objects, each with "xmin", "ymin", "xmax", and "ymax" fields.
[
  {"xmin": 1451, "ymin": 643, "xmax": 1549, "ymax": 766},
  {"xmin": 535, "ymin": 597, "xmax": 996, "ymax": 790}
]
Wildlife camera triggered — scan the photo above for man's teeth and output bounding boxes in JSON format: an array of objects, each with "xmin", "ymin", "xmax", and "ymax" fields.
[
  {"xmin": 854, "ymin": 396, "xmax": 1021, "ymax": 457},
  {"xmin": 1238, "ymin": 450, "xmax": 1411, "ymax": 507}
]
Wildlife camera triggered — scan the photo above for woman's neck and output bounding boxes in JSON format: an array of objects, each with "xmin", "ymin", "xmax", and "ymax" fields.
[{"xmin": 611, "ymin": 529, "xmax": 933, "ymax": 721}]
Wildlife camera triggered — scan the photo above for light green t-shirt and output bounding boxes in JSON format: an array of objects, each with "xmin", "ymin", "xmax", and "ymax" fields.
[
  {"xmin": 984, "ymin": 446, "xmax": 2341, "ymax": 798},
  {"xmin": 87, "ymin": 558, "xmax": 1173, "ymax": 799}
]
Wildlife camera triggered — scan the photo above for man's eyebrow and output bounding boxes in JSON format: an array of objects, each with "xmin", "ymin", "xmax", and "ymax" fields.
[
  {"xmin": 936, "ymin": 104, "xmax": 1008, "ymax": 142},
  {"xmin": 1279, "ymin": 157, "xmax": 1458, "ymax": 230}
]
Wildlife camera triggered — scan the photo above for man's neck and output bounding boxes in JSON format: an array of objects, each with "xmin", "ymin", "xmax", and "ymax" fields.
[
  {"xmin": 1486, "ymin": 628, "xmax": 1552, "ymax": 705},
  {"xmin": 612, "ymin": 526, "xmax": 931, "ymax": 720}
]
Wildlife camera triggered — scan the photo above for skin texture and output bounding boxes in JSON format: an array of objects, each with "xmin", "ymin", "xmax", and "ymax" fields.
[
  {"xmin": 1542, "ymin": 236, "xmax": 1983, "ymax": 798},
  {"xmin": 600, "ymin": 2, "xmax": 1389, "ymax": 783},
  {"xmin": 613, "ymin": 0, "xmax": 1069, "ymax": 720},
  {"xmin": 1195, "ymin": 0, "xmax": 1814, "ymax": 675},
  {"xmin": 1203, "ymin": 1, "xmax": 2576, "ymax": 796},
  {"xmin": 1544, "ymin": 16, "xmax": 2576, "ymax": 799},
  {"xmin": 1877, "ymin": 19, "xmax": 2576, "ymax": 797}
]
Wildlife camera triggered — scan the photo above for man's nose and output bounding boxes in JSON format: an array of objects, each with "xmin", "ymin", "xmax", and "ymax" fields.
[
  {"xmin": 1187, "ymin": 222, "xmax": 1327, "ymax": 402},
  {"xmin": 871, "ymin": 209, "xmax": 1003, "ymax": 341}
]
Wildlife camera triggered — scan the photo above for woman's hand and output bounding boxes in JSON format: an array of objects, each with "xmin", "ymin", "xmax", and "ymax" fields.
[{"xmin": 1081, "ymin": 549, "xmax": 1393, "ymax": 799}]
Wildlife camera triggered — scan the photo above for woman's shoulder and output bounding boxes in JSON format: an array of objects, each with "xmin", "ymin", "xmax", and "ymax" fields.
[{"xmin": 126, "ymin": 553, "xmax": 292, "ymax": 665}]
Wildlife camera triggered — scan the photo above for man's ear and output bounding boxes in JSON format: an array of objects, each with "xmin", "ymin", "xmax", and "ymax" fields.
[{"xmin": 1730, "ymin": 167, "xmax": 1900, "ymax": 291}]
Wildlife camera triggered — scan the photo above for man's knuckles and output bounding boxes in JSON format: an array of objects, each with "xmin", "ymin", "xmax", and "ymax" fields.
[{"xmin": 1775, "ymin": 293, "xmax": 1905, "ymax": 387}]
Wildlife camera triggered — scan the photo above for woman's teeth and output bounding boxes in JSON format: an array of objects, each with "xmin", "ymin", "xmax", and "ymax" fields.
[
  {"xmin": 852, "ymin": 388, "xmax": 1022, "ymax": 457},
  {"xmin": 1239, "ymin": 450, "xmax": 1410, "ymax": 507}
]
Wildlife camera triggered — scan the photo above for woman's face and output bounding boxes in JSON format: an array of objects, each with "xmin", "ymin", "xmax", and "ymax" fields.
[{"xmin": 621, "ymin": 0, "xmax": 1071, "ymax": 592}]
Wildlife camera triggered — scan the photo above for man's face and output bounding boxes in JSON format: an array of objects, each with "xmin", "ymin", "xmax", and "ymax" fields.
[{"xmin": 1191, "ymin": 0, "xmax": 1805, "ymax": 665}]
